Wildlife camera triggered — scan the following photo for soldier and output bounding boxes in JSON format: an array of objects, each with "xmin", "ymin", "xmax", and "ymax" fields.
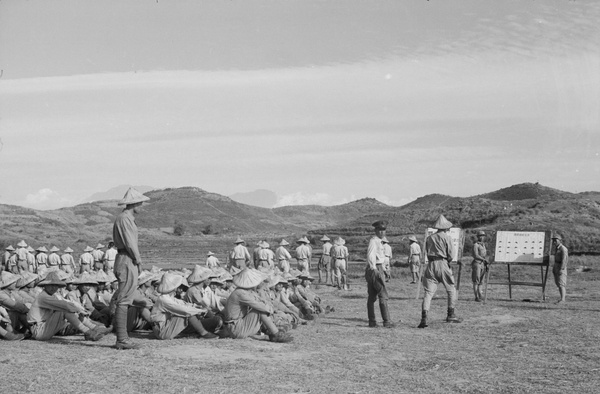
[
  {"xmin": 205, "ymin": 251, "xmax": 220, "ymax": 268},
  {"xmin": 471, "ymin": 231, "xmax": 488, "ymax": 302},
  {"xmin": 47, "ymin": 246, "xmax": 61, "ymax": 270},
  {"xmin": 103, "ymin": 242, "xmax": 118, "ymax": 273},
  {"xmin": 111, "ymin": 187, "xmax": 149, "ymax": 350},
  {"xmin": 418, "ymin": 214, "xmax": 461, "ymax": 328},
  {"xmin": 92, "ymin": 243, "xmax": 105, "ymax": 271},
  {"xmin": 79, "ymin": 246, "xmax": 94, "ymax": 274},
  {"xmin": 26, "ymin": 246, "xmax": 36, "ymax": 273},
  {"xmin": 256, "ymin": 241, "xmax": 275, "ymax": 270},
  {"xmin": 15, "ymin": 240, "xmax": 28, "ymax": 274},
  {"xmin": 295, "ymin": 237, "xmax": 312, "ymax": 274},
  {"xmin": 275, "ymin": 239, "xmax": 292, "ymax": 274},
  {"xmin": 36, "ymin": 246, "xmax": 49, "ymax": 274},
  {"xmin": 331, "ymin": 237, "xmax": 349, "ymax": 290},
  {"xmin": 552, "ymin": 235, "xmax": 569, "ymax": 304},
  {"xmin": 365, "ymin": 220, "xmax": 394, "ymax": 328},
  {"xmin": 2, "ymin": 245, "xmax": 15, "ymax": 272},
  {"xmin": 230, "ymin": 237, "xmax": 252, "ymax": 270},
  {"xmin": 408, "ymin": 236, "xmax": 422, "ymax": 284},
  {"xmin": 318, "ymin": 235, "xmax": 332, "ymax": 285},
  {"xmin": 60, "ymin": 247, "xmax": 76, "ymax": 274}
]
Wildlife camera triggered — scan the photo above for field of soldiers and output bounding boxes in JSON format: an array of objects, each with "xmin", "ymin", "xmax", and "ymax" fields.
[{"xmin": 1, "ymin": 233, "xmax": 599, "ymax": 393}]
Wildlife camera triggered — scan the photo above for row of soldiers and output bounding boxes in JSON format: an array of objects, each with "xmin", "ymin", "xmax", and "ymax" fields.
[
  {"xmin": 0, "ymin": 261, "xmax": 326, "ymax": 344},
  {"xmin": 2, "ymin": 241, "xmax": 118, "ymax": 275}
]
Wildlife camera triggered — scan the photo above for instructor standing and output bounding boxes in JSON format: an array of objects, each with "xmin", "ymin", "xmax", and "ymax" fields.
[
  {"xmin": 112, "ymin": 187, "xmax": 149, "ymax": 350},
  {"xmin": 366, "ymin": 220, "xmax": 394, "ymax": 328}
]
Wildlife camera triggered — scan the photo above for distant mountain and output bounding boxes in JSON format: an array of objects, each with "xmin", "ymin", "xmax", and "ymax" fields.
[
  {"xmin": 83, "ymin": 185, "xmax": 155, "ymax": 203},
  {"xmin": 478, "ymin": 182, "xmax": 574, "ymax": 201},
  {"xmin": 229, "ymin": 189, "xmax": 277, "ymax": 208}
]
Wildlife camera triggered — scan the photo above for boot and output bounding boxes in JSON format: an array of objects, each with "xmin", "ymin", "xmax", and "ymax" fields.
[
  {"xmin": 3, "ymin": 331, "xmax": 25, "ymax": 341},
  {"xmin": 446, "ymin": 308, "xmax": 462, "ymax": 323},
  {"xmin": 84, "ymin": 326, "xmax": 106, "ymax": 342},
  {"xmin": 474, "ymin": 285, "xmax": 480, "ymax": 302},
  {"xmin": 269, "ymin": 331, "xmax": 293, "ymax": 343},
  {"xmin": 367, "ymin": 302, "xmax": 377, "ymax": 327},
  {"xmin": 417, "ymin": 310, "xmax": 428, "ymax": 328},
  {"xmin": 380, "ymin": 302, "xmax": 395, "ymax": 328},
  {"xmin": 114, "ymin": 339, "xmax": 140, "ymax": 350}
]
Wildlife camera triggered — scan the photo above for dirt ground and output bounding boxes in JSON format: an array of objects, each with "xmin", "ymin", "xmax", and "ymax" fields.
[{"xmin": 1, "ymin": 257, "xmax": 599, "ymax": 394}]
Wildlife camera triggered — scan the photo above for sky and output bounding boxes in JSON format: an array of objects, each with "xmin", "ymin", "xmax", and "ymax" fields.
[{"xmin": 0, "ymin": 0, "xmax": 599, "ymax": 210}]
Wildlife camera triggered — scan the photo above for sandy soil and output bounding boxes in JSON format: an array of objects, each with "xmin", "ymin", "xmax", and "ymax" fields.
[{"xmin": 1, "ymin": 258, "xmax": 599, "ymax": 394}]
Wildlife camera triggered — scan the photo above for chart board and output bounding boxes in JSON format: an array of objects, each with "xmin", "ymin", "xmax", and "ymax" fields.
[{"xmin": 494, "ymin": 231, "xmax": 546, "ymax": 263}]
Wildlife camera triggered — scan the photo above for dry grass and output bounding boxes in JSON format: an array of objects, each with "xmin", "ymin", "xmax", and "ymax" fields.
[{"xmin": 1, "ymin": 257, "xmax": 599, "ymax": 393}]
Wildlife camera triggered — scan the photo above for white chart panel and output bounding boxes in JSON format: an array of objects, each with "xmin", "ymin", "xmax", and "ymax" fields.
[{"xmin": 494, "ymin": 231, "xmax": 545, "ymax": 263}]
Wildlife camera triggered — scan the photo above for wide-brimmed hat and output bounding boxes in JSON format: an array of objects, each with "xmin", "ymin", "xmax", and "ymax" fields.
[
  {"xmin": 64, "ymin": 247, "xmax": 74, "ymax": 253},
  {"xmin": 219, "ymin": 271, "xmax": 234, "ymax": 282},
  {"xmin": 158, "ymin": 272, "xmax": 189, "ymax": 294},
  {"xmin": 118, "ymin": 187, "xmax": 150, "ymax": 206},
  {"xmin": 5, "ymin": 245, "xmax": 15, "ymax": 251},
  {"xmin": 17, "ymin": 272, "xmax": 39, "ymax": 288},
  {"xmin": 433, "ymin": 214, "xmax": 453, "ymax": 230},
  {"xmin": 49, "ymin": 246, "xmax": 60, "ymax": 252},
  {"xmin": 107, "ymin": 271, "xmax": 117, "ymax": 283},
  {"xmin": 84, "ymin": 246, "xmax": 94, "ymax": 252},
  {"xmin": 27, "ymin": 246, "xmax": 35, "ymax": 253},
  {"xmin": 187, "ymin": 265, "xmax": 215, "ymax": 284},
  {"xmin": 268, "ymin": 275, "xmax": 288, "ymax": 288},
  {"xmin": 233, "ymin": 268, "xmax": 266, "ymax": 289},
  {"xmin": 207, "ymin": 251, "xmax": 215, "ymax": 256},
  {"xmin": 234, "ymin": 237, "xmax": 245, "ymax": 244},
  {"xmin": 75, "ymin": 272, "xmax": 98, "ymax": 285},
  {"xmin": 94, "ymin": 270, "xmax": 110, "ymax": 283},
  {"xmin": 138, "ymin": 271, "xmax": 156, "ymax": 286},
  {"xmin": 95, "ymin": 243, "xmax": 105, "ymax": 249},
  {"xmin": 372, "ymin": 220, "xmax": 388, "ymax": 230},
  {"xmin": 0, "ymin": 271, "xmax": 21, "ymax": 289},
  {"xmin": 408, "ymin": 235, "xmax": 418, "ymax": 243},
  {"xmin": 334, "ymin": 237, "xmax": 345, "ymax": 246},
  {"xmin": 279, "ymin": 239, "xmax": 289, "ymax": 246},
  {"xmin": 17, "ymin": 240, "xmax": 28, "ymax": 248},
  {"xmin": 38, "ymin": 271, "xmax": 67, "ymax": 287},
  {"xmin": 261, "ymin": 242, "xmax": 270, "ymax": 249},
  {"xmin": 299, "ymin": 273, "xmax": 315, "ymax": 281},
  {"xmin": 209, "ymin": 277, "xmax": 225, "ymax": 286},
  {"xmin": 320, "ymin": 235, "xmax": 330, "ymax": 242},
  {"xmin": 36, "ymin": 246, "xmax": 48, "ymax": 252},
  {"xmin": 296, "ymin": 236, "xmax": 309, "ymax": 244},
  {"xmin": 476, "ymin": 231, "xmax": 486, "ymax": 237}
]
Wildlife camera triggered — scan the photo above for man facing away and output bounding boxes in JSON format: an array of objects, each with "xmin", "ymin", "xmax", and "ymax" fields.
[
  {"xmin": 112, "ymin": 187, "xmax": 149, "ymax": 350},
  {"xmin": 365, "ymin": 220, "xmax": 394, "ymax": 328},
  {"xmin": 552, "ymin": 234, "xmax": 569, "ymax": 304}
]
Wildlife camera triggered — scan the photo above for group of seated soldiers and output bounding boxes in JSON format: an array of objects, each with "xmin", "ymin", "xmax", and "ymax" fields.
[{"xmin": 0, "ymin": 258, "xmax": 327, "ymax": 345}]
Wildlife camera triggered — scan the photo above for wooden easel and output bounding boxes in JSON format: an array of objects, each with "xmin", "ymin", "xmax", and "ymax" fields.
[{"xmin": 483, "ymin": 230, "xmax": 552, "ymax": 303}]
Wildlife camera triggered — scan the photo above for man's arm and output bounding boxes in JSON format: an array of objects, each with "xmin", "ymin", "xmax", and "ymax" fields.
[{"xmin": 118, "ymin": 215, "xmax": 142, "ymax": 264}]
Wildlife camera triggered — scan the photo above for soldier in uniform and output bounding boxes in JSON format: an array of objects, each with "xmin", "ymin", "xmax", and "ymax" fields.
[
  {"xmin": 79, "ymin": 246, "xmax": 94, "ymax": 274},
  {"xmin": 552, "ymin": 235, "xmax": 569, "ymax": 304},
  {"xmin": 365, "ymin": 220, "xmax": 394, "ymax": 328},
  {"xmin": 418, "ymin": 214, "xmax": 461, "ymax": 328},
  {"xmin": 408, "ymin": 236, "xmax": 421, "ymax": 284},
  {"xmin": 275, "ymin": 239, "xmax": 292, "ymax": 274},
  {"xmin": 318, "ymin": 235, "xmax": 332, "ymax": 285},
  {"xmin": 230, "ymin": 237, "xmax": 252, "ymax": 270},
  {"xmin": 471, "ymin": 231, "xmax": 488, "ymax": 302},
  {"xmin": 295, "ymin": 237, "xmax": 312, "ymax": 274},
  {"xmin": 92, "ymin": 244, "xmax": 105, "ymax": 271}
]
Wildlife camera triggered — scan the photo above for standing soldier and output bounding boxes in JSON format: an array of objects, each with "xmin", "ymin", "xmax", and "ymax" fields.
[
  {"xmin": 366, "ymin": 220, "xmax": 394, "ymax": 328},
  {"xmin": 35, "ymin": 247, "xmax": 49, "ymax": 274},
  {"xmin": 205, "ymin": 251, "xmax": 220, "ymax": 269},
  {"xmin": 418, "ymin": 214, "xmax": 461, "ymax": 328},
  {"xmin": 112, "ymin": 187, "xmax": 149, "ymax": 350},
  {"xmin": 295, "ymin": 237, "xmax": 312, "ymax": 274},
  {"xmin": 552, "ymin": 235, "xmax": 569, "ymax": 304},
  {"xmin": 257, "ymin": 242, "xmax": 275, "ymax": 270},
  {"xmin": 60, "ymin": 247, "xmax": 76, "ymax": 274},
  {"xmin": 2, "ymin": 245, "xmax": 15, "ymax": 272},
  {"xmin": 318, "ymin": 235, "xmax": 332, "ymax": 285},
  {"xmin": 92, "ymin": 244, "xmax": 105, "ymax": 271},
  {"xmin": 382, "ymin": 237, "xmax": 392, "ymax": 282},
  {"xmin": 331, "ymin": 237, "xmax": 349, "ymax": 290},
  {"xmin": 15, "ymin": 240, "xmax": 28, "ymax": 274},
  {"xmin": 275, "ymin": 240, "xmax": 292, "ymax": 274},
  {"xmin": 103, "ymin": 242, "xmax": 118, "ymax": 273},
  {"xmin": 253, "ymin": 241, "xmax": 263, "ymax": 269},
  {"xmin": 26, "ymin": 246, "xmax": 36, "ymax": 273},
  {"xmin": 471, "ymin": 231, "xmax": 488, "ymax": 302},
  {"xmin": 79, "ymin": 246, "xmax": 94, "ymax": 274},
  {"xmin": 47, "ymin": 246, "xmax": 61, "ymax": 271},
  {"xmin": 408, "ymin": 236, "xmax": 422, "ymax": 284},
  {"xmin": 230, "ymin": 237, "xmax": 252, "ymax": 270}
]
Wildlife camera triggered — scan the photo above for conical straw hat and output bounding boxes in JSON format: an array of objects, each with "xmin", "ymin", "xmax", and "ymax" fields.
[
  {"xmin": 234, "ymin": 237, "xmax": 245, "ymax": 244},
  {"xmin": 320, "ymin": 235, "xmax": 330, "ymax": 241},
  {"xmin": 138, "ymin": 270, "xmax": 156, "ymax": 286},
  {"xmin": 84, "ymin": 246, "xmax": 94, "ymax": 252},
  {"xmin": 17, "ymin": 272, "xmax": 38, "ymax": 288},
  {"xmin": 279, "ymin": 239, "xmax": 289, "ymax": 246},
  {"xmin": 94, "ymin": 270, "xmax": 110, "ymax": 283},
  {"xmin": 74, "ymin": 272, "xmax": 98, "ymax": 285},
  {"xmin": 36, "ymin": 246, "xmax": 48, "ymax": 252},
  {"xmin": 118, "ymin": 187, "xmax": 150, "ymax": 206},
  {"xmin": 158, "ymin": 272, "xmax": 187, "ymax": 294},
  {"xmin": 38, "ymin": 271, "xmax": 67, "ymax": 287},
  {"xmin": 408, "ymin": 235, "xmax": 418, "ymax": 243},
  {"xmin": 5, "ymin": 245, "xmax": 15, "ymax": 251},
  {"xmin": 49, "ymin": 246, "xmax": 60, "ymax": 252},
  {"xmin": 433, "ymin": 214, "xmax": 453, "ymax": 230},
  {"xmin": 17, "ymin": 240, "xmax": 27, "ymax": 248},
  {"xmin": 187, "ymin": 265, "xmax": 214, "ymax": 284},
  {"xmin": 232, "ymin": 268, "xmax": 266, "ymax": 289},
  {"xmin": 0, "ymin": 271, "xmax": 21, "ymax": 289},
  {"xmin": 64, "ymin": 247, "xmax": 74, "ymax": 253}
]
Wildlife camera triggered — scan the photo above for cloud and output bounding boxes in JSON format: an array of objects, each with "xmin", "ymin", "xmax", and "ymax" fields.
[
  {"xmin": 23, "ymin": 188, "xmax": 75, "ymax": 210},
  {"xmin": 274, "ymin": 192, "xmax": 335, "ymax": 207}
]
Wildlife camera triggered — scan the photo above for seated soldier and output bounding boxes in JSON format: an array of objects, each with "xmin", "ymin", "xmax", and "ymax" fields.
[
  {"xmin": 0, "ymin": 271, "xmax": 31, "ymax": 334},
  {"xmin": 271, "ymin": 275, "xmax": 306, "ymax": 325},
  {"xmin": 287, "ymin": 274, "xmax": 316, "ymax": 321},
  {"xmin": 297, "ymin": 273, "xmax": 323, "ymax": 314},
  {"xmin": 76, "ymin": 272, "xmax": 111, "ymax": 327},
  {"xmin": 0, "ymin": 305, "xmax": 25, "ymax": 340},
  {"xmin": 256, "ymin": 273, "xmax": 293, "ymax": 333},
  {"xmin": 150, "ymin": 272, "xmax": 221, "ymax": 340},
  {"xmin": 127, "ymin": 271, "xmax": 155, "ymax": 332},
  {"xmin": 15, "ymin": 272, "xmax": 38, "ymax": 305},
  {"xmin": 221, "ymin": 268, "xmax": 292, "ymax": 343},
  {"xmin": 205, "ymin": 277, "xmax": 227, "ymax": 315},
  {"xmin": 26, "ymin": 271, "xmax": 109, "ymax": 341}
]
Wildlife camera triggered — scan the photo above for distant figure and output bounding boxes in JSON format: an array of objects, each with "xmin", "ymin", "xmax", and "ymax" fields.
[
  {"xmin": 103, "ymin": 242, "xmax": 118, "ymax": 273},
  {"xmin": 471, "ymin": 231, "xmax": 488, "ymax": 302},
  {"xmin": 318, "ymin": 235, "xmax": 332, "ymax": 285},
  {"xmin": 257, "ymin": 241, "xmax": 275, "ymax": 270},
  {"xmin": 418, "ymin": 214, "xmax": 461, "ymax": 329},
  {"xmin": 60, "ymin": 247, "xmax": 76, "ymax": 274},
  {"xmin": 365, "ymin": 220, "xmax": 394, "ymax": 328},
  {"xmin": 92, "ymin": 243, "xmax": 105, "ymax": 271},
  {"xmin": 2, "ymin": 245, "xmax": 15, "ymax": 272},
  {"xmin": 253, "ymin": 241, "xmax": 263, "ymax": 268},
  {"xmin": 205, "ymin": 251, "xmax": 220, "ymax": 269},
  {"xmin": 36, "ymin": 247, "xmax": 49, "ymax": 274},
  {"xmin": 230, "ymin": 237, "xmax": 252, "ymax": 270},
  {"xmin": 552, "ymin": 235, "xmax": 569, "ymax": 304},
  {"xmin": 275, "ymin": 240, "xmax": 292, "ymax": 274},
  {"xmin": 295, "ymin": 237, "xmax": 312, "ymax": 273},
  {"xmin": 26, "ymin": 246, "xmax": 36, "ymax": 273},
  {"xmin": 15, "ymin": 240, "xmax": 28, "ymax": 274},
  {"xmin": 112, "ymin": 187, "xmax": 149, "ymax": 350},
  {"xmin": 408, "ymin": 236, "xmax": 422, "ymax": 284},
  {"xmin": 47, "ymin": 246, "xmax": 61, "ymax": 270},
  {"xmin": 79, "ymin": 246, "xmax": 94, "ymax": 274},
  {"xmin": 331, "ymin": 237, "xmax": 349, "ymax": 290},
  {"xmin": 382, "ymin": 237, "xmax": 392, "ymax": 282}
]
